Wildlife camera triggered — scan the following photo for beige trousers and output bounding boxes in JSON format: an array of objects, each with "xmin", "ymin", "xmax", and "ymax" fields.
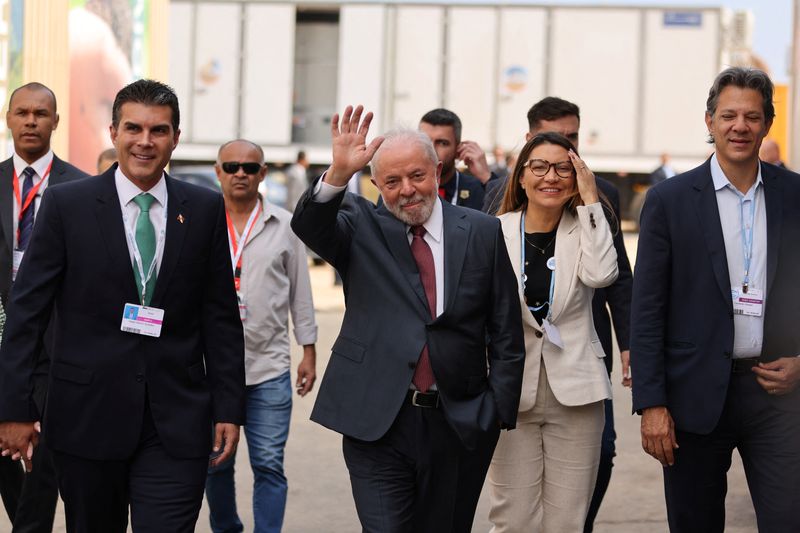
[{"xmin": 487, "ymin": 362, "xmax": 605, "ymax": 533}]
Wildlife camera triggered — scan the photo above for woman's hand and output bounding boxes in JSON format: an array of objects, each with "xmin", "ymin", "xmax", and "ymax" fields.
[{"xmin": 568, "ymin": 149, "xmax": 599, "ymax": 205}]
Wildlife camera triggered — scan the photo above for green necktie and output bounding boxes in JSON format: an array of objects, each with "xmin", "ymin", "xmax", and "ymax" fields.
[{"xmin": 132, "ymin": 193, "xmax": 156, "ymax": 305}]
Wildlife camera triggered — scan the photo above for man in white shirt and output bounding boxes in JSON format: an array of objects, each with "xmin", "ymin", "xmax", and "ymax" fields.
[{"xmin": 205, "ymin": 139, "xmax": 317, "ymax": 533}]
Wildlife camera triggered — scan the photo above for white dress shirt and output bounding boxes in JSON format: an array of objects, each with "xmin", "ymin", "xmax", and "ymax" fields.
[
  {"xmin": 114, "ymin": 168, "xmax": 168, "ymax": 279},
  {"xmin": 313, "ymin": 178, "xmax": 445, "ymax": 316},
  {"xmin": 12, "ymin": 150, "xmax": 54, "ymax": 248},
  {"xmin": 710, "ymin": 153, "xmax": 766, "ymax": 359}
]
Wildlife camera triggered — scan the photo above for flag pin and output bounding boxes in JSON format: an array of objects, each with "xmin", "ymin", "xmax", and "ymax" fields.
[{"xmin": 178, "ymin": 214, "xmax": 185, "ymax": 224}]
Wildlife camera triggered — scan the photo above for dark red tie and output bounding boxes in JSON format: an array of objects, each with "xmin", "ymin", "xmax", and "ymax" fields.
[{"xmin": 410, "ymin": 226, "xmax": 436, "ymax": 392}]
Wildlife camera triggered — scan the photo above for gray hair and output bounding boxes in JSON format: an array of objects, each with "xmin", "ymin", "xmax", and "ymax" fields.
[
  {"xmin": 706, "ymin": 67, "xmax": 774, "ymax": 143},
  {"xmin": 370, "ymin": 128, "xmax": 438, "ymax": 176}
]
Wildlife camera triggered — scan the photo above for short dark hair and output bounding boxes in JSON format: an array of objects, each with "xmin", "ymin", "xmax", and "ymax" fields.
[
  {"xmin": 706, "ymin": 67, "xmax": 774, "ymax": 143},
  {"xmin": 526, "ymin": 97, "xmax": 580, "ymax": 132},
  {"xmin": 112, "ymin": 79, "xmax": 180, "ymax": 132},
  {"xmin": 420, "ymin": 108, "xmax": 462, "ymax": 143},
  {"xmin": 8, "ymin": 82, "xmax": 57, "ymax": 113},
  {"xmin": 297, "ymin": 150, "xmax": 306, "ymax": 162}
]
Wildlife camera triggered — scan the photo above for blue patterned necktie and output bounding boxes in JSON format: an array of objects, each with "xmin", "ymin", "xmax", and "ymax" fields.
[{"xmin": 17, "ymin": 167, "xmax": 36, "ymax": 250}]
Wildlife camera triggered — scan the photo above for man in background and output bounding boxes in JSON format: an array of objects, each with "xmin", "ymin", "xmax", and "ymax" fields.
[
  {"xmin": 205, "ymin": 139, "xmax": 317, "ymax": 533},
  {"xmin": 0, "ymin": 82, "xmax": 88, "ymax": 532}
]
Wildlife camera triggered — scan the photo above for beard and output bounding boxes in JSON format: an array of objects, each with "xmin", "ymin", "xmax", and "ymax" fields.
[{"xmin": 384, "ymin": 191, "xmax": 437, "ymax": 226}]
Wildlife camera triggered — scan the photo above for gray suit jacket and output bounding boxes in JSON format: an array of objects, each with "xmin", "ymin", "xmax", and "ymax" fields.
[{"xmin": 292, "ymin": 183, "xmax": 525, "ymax": 449}]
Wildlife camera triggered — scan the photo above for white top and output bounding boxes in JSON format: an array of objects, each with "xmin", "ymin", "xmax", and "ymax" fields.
[
  {"xmin": 114, "ymin": 168, "xmax": 168, "ymax": 276},
  {"xmin": 710, "ymin": 153, "xmax": 766, "ymax": 359},
  {"xmin": 12, "ymin": 150, "xmax": 54, "ymax": 248},
  {"xmin": 314, "ymin": 177, "xmax": 444, "ymax": 316}
]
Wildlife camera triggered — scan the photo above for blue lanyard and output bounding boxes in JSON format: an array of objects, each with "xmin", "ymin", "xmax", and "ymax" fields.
[
  {"xmin": 739, "ymin": 191, "xmax": 757, "ymax": 293},
  {"xmin": 520, "ymin": 211, "xmax": 555, "ymax": 319}
]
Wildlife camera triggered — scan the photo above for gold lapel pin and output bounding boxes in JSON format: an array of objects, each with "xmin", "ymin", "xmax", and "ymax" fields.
[{"xmin": 178, "ymin": 214, "xmax": 185, "ymax": 224}]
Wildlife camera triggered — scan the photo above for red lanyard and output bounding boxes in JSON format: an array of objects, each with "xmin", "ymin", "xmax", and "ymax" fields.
[
  {"xmin": 13, "ymin": 161, "xmax": 52, "ymax": 217},
  {"xmin": 13, "ymin": 162, "xmax": 53, "ymax": 244},
  {"xmin": 225, "ymin": 201, "xmax": 262, "ymax": 291}
]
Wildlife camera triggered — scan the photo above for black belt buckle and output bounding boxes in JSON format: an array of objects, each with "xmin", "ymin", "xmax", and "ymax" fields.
[{"xmin": 410, "ymin": 390, "xmax": 439, "ymax": 408}]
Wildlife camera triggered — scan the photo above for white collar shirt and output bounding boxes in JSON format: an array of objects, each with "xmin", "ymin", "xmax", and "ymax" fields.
[
  {"xmin": 12, "ymin": 150, "xmax": 54, "ymax": 247},
  {"xmin": 114, "ymin": 167, "xmax": 168, "ymax": 277}
]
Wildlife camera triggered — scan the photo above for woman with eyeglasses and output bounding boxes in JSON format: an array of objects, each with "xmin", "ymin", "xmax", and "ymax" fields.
[{"xmin": 487, "ymin": 132, "xmax": 618, "ymax": 532}]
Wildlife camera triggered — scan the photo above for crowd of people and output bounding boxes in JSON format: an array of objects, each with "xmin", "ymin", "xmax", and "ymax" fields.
[{"xmin": 0, "ymin": 65, "xmax": 796, "ymax": 533}]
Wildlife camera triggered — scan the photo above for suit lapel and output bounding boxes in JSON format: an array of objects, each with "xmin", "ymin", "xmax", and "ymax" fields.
[
  {"xmin": 0, "ymin": 159, "xmax": 14, "ymax": 257},
  {"xmin": 94, "ymin": 168, "xmax": 140, "ymax": 302},
  {"xmin": 762, "ymin": 163, "xmax": 782, "ymax": 297},
  {"xmin": 150, "ymin": 175, "xmax": 189, "ymax": 307},
  {"xmin": 501, "ymin": 211, "xmax": 540, "ymax": 330},
  {"xmin": 441, "ymin": 202, "xmax": 470, "ymax": 315},
  {"xmin": 692, "ymin": 162, "xmax": 732, "ymax": 310},
  {"xmin": 549, "ymin": 209, "xmax": 578, "ymax": 322},
  {"xmin": 48, "ymin": 156, "xmax": 68, "ymax": 185}
]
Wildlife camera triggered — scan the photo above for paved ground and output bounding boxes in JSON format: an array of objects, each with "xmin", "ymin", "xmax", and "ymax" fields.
[{"xmin": 2, "ymin": 233, "xmax": 758, "ymax": 532}]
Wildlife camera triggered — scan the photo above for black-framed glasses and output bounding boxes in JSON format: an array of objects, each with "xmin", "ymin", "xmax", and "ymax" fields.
[
  {"xmin": 526, "ymin": 159, "xmax": 574, "ymax": 179},
  {"xmin": 221, "ymin": 161, "xmax": 264, "ymax": 175}
]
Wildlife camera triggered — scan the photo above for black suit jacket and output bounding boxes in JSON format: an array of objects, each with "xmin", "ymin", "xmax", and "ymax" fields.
[
  {"xmin": 0, "ymin": 156, "xmax": 89, "ymax": 305},
  {"xmin": 0, "ymin": 166, "xmax": 246, "ymax": 460},
  {"xmin": 292, "ymin": 184, "xmax": 525, "ymax": 450},
  {"xmin": 0, "ymin": 155, "xmax": 89, "ymax": 395},
  {"xmin": 631, "ymin": 159, "xmax": 800, "ymax": 434}
]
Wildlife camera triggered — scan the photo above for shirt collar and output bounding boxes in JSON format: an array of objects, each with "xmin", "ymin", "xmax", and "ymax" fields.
[
  {"xmin": 710, "ymin": 153, "xmax": 763, "ymax": 195},
  {"xmin": 13, "ymin": 150, "xmax": 54, "ymax": 179},
  {"xmin": 114, "ymin": 166, "xmax": 168, "ymax": 208},
  {"xmin": 408, "ymin": 196, "xmax": 444, "ymax": 243}
]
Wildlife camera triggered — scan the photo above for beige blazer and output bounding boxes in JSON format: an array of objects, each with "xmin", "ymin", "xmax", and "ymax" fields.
[{"xmin": 499, "ymin": 203, "xmax": 618, "ymax": 410}]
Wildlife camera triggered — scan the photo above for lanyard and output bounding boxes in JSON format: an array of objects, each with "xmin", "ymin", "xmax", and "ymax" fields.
[
  {"xmin": 122, "ymin": 202, "xmax": 167, "ymax": 305},
  {"xmin": 225, "ymin": 200, "xmax": 262, "ymax": 288},
  {"xmin": 13, "ymin": 162, "xmax": 53, "ymax": 239},
  {"xmin": 739, "ymin": 191, "xmax": 757, "ymax": 293},
  {"xmin": 520, "ymin": 211, "xmax": 555, "ymax": 320},
  {"xmin": 450, "ymin": 171, "xmax": 460, "ymax": 205}
]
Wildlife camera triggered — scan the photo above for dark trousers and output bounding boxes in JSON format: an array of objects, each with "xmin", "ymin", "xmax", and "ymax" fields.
[
  {"xmin": 584, "ymin": 398, "xmax": 616, "ymax": 532},
  {"xmin": 0, "ymin": 455, "xmax": 24, "ymax": 522},
  {"xmin": 52, "ymin": 401, "xmax": 208, "ymax": 533},
  {"xmin": 663, "ymin": 371, "xmax": 800, "ymax": 533},
  {"xmin": 342, "ymin": 399, "xmax": 499, "ymax": 533},
  {"xmin": 13, "ymin": 377, "xmax": 59, "ymax": 533}
]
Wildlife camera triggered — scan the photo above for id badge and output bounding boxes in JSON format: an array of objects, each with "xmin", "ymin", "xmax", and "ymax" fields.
[
  {"xmin": 11, "ymin": 250, "xmax": 23, "ymax": 281},
  {"xmin": 731, "ymin": 287, "xmax": 764, "ymax": 317},
  {"xmin": 542, "ymin": 318, "xmax": 564, "ymax": 349},
  {"xmin": 120, "ymin": 303, "xmax": 164, "ymax": 337},
  {"xmin": 237, "ymin": 292, "xmax": 247, "ymax": 322}
]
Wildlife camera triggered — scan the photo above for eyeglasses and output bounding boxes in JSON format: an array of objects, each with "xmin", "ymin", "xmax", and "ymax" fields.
[
  {"xmin": 526, "ymin": 159, "xmax": 574, "ymax": 179},
  {"xmin": 221, "ymin": 161, "xmax": 264, "ymax": 175}
]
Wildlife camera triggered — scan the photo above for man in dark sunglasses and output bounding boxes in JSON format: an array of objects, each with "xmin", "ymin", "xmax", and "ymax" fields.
[{"xmin": 207, "ymin": 139, "xmax": 318, "ymax": 533}]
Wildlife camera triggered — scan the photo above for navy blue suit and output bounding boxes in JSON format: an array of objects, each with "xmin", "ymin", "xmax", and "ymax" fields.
[{"xmin": 631, "ymin": 158, "xmax": 800, "ymax": 532}]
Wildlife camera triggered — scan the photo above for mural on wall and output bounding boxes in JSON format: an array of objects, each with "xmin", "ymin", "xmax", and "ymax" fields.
[{"xmin": 68, "ymin": 0, "xmax": 149, "ymax": 173}]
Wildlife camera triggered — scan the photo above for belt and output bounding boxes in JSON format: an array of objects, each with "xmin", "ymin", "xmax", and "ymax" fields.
[
  {"xmin": 406, "ymin": 390, "xmax": 439, "ymax": 408},
  {"xmin": 731, "ymin": 357, "xmax": 760, "ymax": 374}
]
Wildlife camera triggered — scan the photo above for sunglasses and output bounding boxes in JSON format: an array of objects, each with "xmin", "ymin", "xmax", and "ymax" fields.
[{"xmin": 221, "ymin": 161, "xmax": 264, "ymax": 175}]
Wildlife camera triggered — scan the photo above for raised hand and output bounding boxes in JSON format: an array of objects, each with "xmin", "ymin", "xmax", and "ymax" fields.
[
  {"xmin": 567, "ymin": 149, "xmax": 599, "ymax": 205},
  {"xmin": 326, "ymin": 105, "xmax": 385, "ymax": 186}
]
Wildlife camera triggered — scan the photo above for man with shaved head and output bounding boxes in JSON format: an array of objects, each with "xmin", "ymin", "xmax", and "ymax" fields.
[
  {"xmin": 204, "ymin": 139, "xmax": 317, "ymax": 533},
  {"xmin": 0, "ymin": 81, "xmax": 88, "ymax": 532},
  {"xmin": 292, "ymin": 105, "xmax": 525, "ymax": 531}
]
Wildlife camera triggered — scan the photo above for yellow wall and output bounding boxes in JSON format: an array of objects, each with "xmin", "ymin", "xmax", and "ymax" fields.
[
  {"xmin": 769, "ymin": 84, "xmax": 790, "ymax": 162},
  {"xmin": 19, "ymin": 0, "xmax": 70, "ymax": 157}
]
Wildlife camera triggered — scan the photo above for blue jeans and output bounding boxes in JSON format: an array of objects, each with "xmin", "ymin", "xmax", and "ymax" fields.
[{"xmin": 206, "ymin": 371, "xmax": 293, "ymax": 533}]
